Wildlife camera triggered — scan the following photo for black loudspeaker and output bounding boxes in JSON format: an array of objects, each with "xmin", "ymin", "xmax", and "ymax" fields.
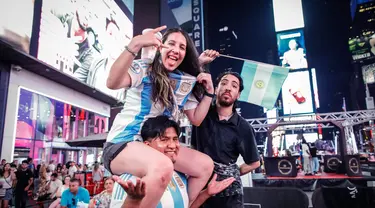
[
  {"xmin": 264, "ymin": 157, "xmax": 298, "ymax": 177},
  {"xmin": 344, "ymin": 155, "xmax": 362, "ymax": 176},
  {"xmin": 323, "ymin": 155, "xmax": 341, "ymax": 173}
]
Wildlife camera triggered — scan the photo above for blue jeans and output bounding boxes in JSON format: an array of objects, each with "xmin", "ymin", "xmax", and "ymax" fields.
[{"xmin": 312, "ymin": 157, "xmax": 319, "ymax": 172}]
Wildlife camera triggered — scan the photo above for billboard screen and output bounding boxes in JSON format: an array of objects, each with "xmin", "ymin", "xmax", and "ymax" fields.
[
  {"xmin": 362, "ymin": 63, "xmax": 375, "ymax": 84},
  {"xmin": 272, "ymin": 0, "xmax": 305, "ymax": 32},
  {"xmin": 349, "ymin": 30, "xmax": 375, "ymax": 62},
  {"xmin": 277, "ymin": 29, "xmax": 308, "ymax": 70},
  {"xmin": 282, "ymin": 70, "xmax": 314, "ymax": 115},
  {"xmin": 36, "ymin": 0, "xmax": 133, "ymax": 100},
  {"xmin": 160, "ymin": 0, "xmax": 204, "ymax": 53},
  {"xmin": 0, "ymin": 0, "xmax": 35, "ymax": 53}
]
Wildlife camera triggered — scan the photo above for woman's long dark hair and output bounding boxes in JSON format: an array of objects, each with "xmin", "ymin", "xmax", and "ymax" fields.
[
  {"xmin": 150, "ymin": 28, "xmax": 205, "ymax": 111},
  {"xmin": 0, "ymin": 163, "xmax": 11, "ymax": 177}
]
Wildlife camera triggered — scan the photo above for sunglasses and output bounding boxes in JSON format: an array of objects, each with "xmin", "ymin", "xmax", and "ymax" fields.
[{"xmin": 72, "ymin": 198, "xmax": 76, "ymax": 206}]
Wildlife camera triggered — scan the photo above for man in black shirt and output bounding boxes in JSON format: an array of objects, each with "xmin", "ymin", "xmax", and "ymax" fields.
[
  {"xmin": 15, "ymin": 160, "xmax": 33, "ymax": 208},
  {"xmin": 192, "ymin": 71, "xmax": 260, "ymax": 208},
  {"xmin": 309, "ymin": 142, "xmax": 319, "ymax": 175}
]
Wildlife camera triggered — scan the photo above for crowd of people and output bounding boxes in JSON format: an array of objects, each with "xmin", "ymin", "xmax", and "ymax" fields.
[{"xmin": 0, "ymin": 158, "xmax": 113, "ymax": 208}]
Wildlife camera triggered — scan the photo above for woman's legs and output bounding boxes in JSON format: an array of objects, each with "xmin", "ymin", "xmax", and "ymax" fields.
[
  {"xmin": 110, "ymin": 142, "xmax": 174, "ymax": 208},
  {"xmin": 303, "ymin": 156, "xmax": 312, "ymax": 174},
  {"xmin": 93, "ymin": 182, "xmax": 97, "ymax": 195},
  {"xmin": 173, "ymin": 146, "xmax": 214, "ymax": 203},
  {"xmin": 48, "ymin": 198, "xmax": 61, "ymax": 208},
  {"xmin": 3, "ymin": 200, "xmax": 9, "ymax": 208}
]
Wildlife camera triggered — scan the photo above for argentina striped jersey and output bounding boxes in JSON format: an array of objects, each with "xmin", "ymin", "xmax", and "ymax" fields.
[
  {"xmin": 106, "ymin": 59, "xmax": 198, "ymax": 143},
  {"xmin": 110, "ymin": 171, "xmax": 189, "ymax": 208}
]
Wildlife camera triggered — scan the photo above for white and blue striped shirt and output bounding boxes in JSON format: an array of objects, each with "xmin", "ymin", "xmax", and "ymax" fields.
[
  {"xmin": 107, "ymin": 59, "xmax": 198, "ymax": 144},
  {"xmin": 110, "ymin": 171, "xmax": 189, "ymax": 208}
]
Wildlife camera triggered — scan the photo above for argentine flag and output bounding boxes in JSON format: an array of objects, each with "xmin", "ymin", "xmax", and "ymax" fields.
[{"xmin": 239, "ymin": 61, "xmax": 289, "ymax": 109}]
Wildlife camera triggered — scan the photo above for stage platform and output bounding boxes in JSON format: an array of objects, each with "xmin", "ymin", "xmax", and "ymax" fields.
[{"xmin": 252, "ymin": 173, "xmax": 375, "ymax": 191}]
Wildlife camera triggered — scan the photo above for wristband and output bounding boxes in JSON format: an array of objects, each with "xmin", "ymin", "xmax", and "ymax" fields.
[
  {"xmin": 125, "ymin": 45, "xmax": 138, "ymax": 57},
  {"xmin": 204, "ymin": 91, "xmax": 215, "ymax": 98}
]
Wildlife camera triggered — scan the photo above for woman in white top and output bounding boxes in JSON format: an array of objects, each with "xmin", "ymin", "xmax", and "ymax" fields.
[
  {"xmin": 0, "ymin": 163, "xmax": 16, "ymax": 208},
  {"xmin": 48, "ymin": 175, "xmax": 71, "ymax": 208},
  {"xmin": 301, "ymin": 138, "xmax": 312, "ymax": 175},
  {"xmin": 92, "ymin": 164, "xmax": 103, "ymax": 195}
]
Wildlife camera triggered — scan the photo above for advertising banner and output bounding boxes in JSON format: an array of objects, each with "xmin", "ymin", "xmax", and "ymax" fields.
[
  {"xmin": 36, "ymin": 0, "xmax": 133, "ymax": 100},
  {"xmin": 277, "ymin": 29, "xmax": 308, "ymax": 70},
  {"xmin": 0, "ymin": 0, "xmax": 35, "ymax": 53},
  {"xmin": 282, "ymin": 70, "xmax": 314, "ymax": 115},
  {"xmin": 349, "ymin": 31, "xmax": 375, "ymax": 62},
  {"xmin": 161, "ymin": 0, "xmax": 204, "ymax": 53}
]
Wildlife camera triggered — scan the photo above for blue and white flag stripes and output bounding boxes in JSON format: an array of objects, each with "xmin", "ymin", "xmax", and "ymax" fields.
[{"xmin": 239, "ymin": 61, "xmax": 289, "ymax": 109}]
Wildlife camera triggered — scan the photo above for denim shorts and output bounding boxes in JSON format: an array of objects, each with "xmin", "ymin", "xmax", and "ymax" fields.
[
  {"xmin": 102, "ymin": 141, "xmax": 131, "ymax": 175},
  {"xmin": 4, "ymin": 188, "xmax": 13, "ymax": 201}
]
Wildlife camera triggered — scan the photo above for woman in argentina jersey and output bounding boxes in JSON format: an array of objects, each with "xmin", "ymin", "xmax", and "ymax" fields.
[{"xmin": 104, "ymin": 26, "xmax": 219, "ymax": 208}]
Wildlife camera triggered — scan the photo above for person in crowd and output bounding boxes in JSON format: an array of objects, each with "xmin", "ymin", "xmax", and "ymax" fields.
[
  {"xmin": 47, "ymin": 173, "xmax": 63, "ymax": 200},
  {"xmin": 104, "ymin": 25, "xmax": 219, "ymax": 208},
  {"xmin": 111, "ymin": 115, "xmax": 234, "ymax": 208},
  {"xmin": 48, "ymin": 161, "xmax": 56, "ymax": 173},
  {"xmin": 0, "ymin": 163, "xmax": 16, "ymax": 208},
  {"xmin": 15, "ymin": 160, "xmax": 33, "ymax": 208},
  {"xmin": 60, "ymin": 178, "xmax": 90, "ymax": 208},
  {"xmin": 34, "ymin": 164, "xmax": 41, "ymax": 195},
  {"xmin": 0, "ymin": 159, "xmax": 6, "ymax": 171},
  {"xmin": 55, "ymin": 166, "xmax": 63, "ymax": 181},
  {"xmin": 82, "ymin": 165, "xmax": 88, "ymax": 172},
  {"xmin": 61, "ymin": 165, "xmax": 68, "ymax": 178},
  {"xmin": 88, "ymin": 178, "xmax": 114, "ymax": 208},
  {"xmin": 27, "ymin": 158, "xmax": 35, "ymax": 174},
  {"xmin": 35, "ymin": 164, "xmax": 49, "ymax": 201},
  {"xmin": 301, "ymin": 137, "xmax": 312, "ymax": 175},
  {"xmin": 49, "ymin": 175, "xmax": 71, "ymax": 208},
  {"xmin": 309, "ymin": 142, "xmax": 319, "ymax": 175},
  {"xmin": 68, "ymin": 162, "xmax": 77, "ymax": 178},
  {"xmin": 12, "ymin": 160, "xmax": 19, "ymax": 169},
  {"xmin": 191, "ymin": 71, "xmax": 260, "ymax": 208},
  {"xmin": 92, "ymin": 163, "xmax": 103, "ymax": 195},
  {"xmin": 46, "ymin": 167, "xmax": 52, "ymax": 182}
]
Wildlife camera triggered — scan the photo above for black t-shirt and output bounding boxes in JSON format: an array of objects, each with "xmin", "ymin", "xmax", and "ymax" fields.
[
  {"xmin": 192, "ymin": 106, "xmax": 259, "ymax": 165},
  {"xmin": 310, "ymin": 146, "xmax": 317, "ymax": 157},
  {"xmin": 15, "ymin": 169, "xmax": 33, "ymax": 191}
]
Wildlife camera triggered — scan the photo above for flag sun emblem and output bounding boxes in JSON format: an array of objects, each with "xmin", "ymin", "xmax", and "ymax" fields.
[{"xmin": 255, "ymin": 80, "xmax": 265, "ymax": 89}]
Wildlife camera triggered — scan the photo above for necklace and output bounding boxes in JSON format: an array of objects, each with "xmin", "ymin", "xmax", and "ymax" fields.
[{"xmin": 218, "ymin": 112, "xmax": 233, "ymax": 120}]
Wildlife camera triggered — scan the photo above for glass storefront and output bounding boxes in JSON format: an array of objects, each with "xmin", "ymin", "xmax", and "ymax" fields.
[{"xmin": 14, "ymin": 88, "xmax": 107, "ymax": 165}]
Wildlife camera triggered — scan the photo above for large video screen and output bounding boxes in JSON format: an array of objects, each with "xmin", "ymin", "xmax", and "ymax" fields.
[
  {"xmin": 277, "ymin": 29, "xmax": 308, "ymax": 70},
  {"xmin": 285, "ymin": 133, "xmax": 318, "ymax": 148},
  {"xmin": 36, "ymin": 0, "xmax": 133, "ymax": 100},
  {"xmin": 282, "ymin": 70, "xmax": 314, "ymax": 115},
  {"xmin": 349, "ymin": 30, "xmax": 375, "ymax": 62},
  {"xmin": 0, "ymin": 0, "xmax": 35, "ymax": 53},
  {"xmin": 362, "ymin": 63, "xmax": 375, "ymax": 84},
  {"xmin": 272, "ymin": 0, "xmax": 305, "ymax": 32}
]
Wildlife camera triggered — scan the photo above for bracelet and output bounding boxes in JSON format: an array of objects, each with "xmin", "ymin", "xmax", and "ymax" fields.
[
  {"xmin": 204, "ymin": 91, "xmax": 215, "ymax": 98},
  {"xmin": 125, "ymin": 45, "xmax": 138, "ymax": 57}
]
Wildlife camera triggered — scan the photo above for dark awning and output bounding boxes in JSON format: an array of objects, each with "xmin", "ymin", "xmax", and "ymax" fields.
[{"xmin": 66, "ymin": 133, "xmax": 108, "ymax": 148}]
